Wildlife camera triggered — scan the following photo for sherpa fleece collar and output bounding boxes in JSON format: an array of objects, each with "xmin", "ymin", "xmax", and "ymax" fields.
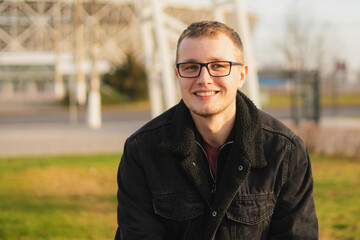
[{"xmin": 159, "ymin": 90, "xmax": 267, "ymax": 169}]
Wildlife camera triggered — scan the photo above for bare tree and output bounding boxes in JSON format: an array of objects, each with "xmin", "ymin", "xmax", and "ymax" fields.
[
  {"xmin": 280, "ymin": 4, "xmax": 326, "ymax": 73},
  {"xmin": 278, "ymin": 3, "xmax": 331, "ymax": 123}
]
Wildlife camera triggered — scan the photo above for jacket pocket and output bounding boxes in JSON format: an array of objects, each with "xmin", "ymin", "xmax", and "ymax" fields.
[
  {"xmin": 226, "ymin": 192, "xmax": 275, "ymax": 225},
  {"xmin": 153, "ymin": 192, "xmax": 204, "ymax": 222}
]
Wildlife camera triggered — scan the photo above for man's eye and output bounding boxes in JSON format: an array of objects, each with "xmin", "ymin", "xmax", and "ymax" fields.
[
  {"xmin": 183, "ymin": 65, "xmax": 199, "ymax": 71},
  {"xmin": 211, "ymin": 63, "xmax": 227, "ymax": 70}
]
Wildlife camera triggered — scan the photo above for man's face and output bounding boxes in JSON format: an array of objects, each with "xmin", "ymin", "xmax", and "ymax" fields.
[{"xmin": 175, "ymin": 34, "xmax": 247, "ymax": 119}]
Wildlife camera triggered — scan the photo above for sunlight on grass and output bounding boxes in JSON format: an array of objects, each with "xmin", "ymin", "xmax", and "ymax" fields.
[
  {"xmin": 262, "ymin": 92, "xmax": 360, "ymax": 108},
  {"xmin": 0, "ymin": 154, "xmax": 120, "ymax": 240},
  {"xmin": 0, "ymin": 153, "xmax": 359, "ymax": 239},
  {"xmin": 312, "ymin": 154, "xmax": 360, "ymax": 240}
]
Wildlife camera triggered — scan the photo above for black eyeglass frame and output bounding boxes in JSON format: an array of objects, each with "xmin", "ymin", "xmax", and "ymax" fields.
[{"xmin": 176, "ymin": 61, "xmax": 243, "ymax": 78}]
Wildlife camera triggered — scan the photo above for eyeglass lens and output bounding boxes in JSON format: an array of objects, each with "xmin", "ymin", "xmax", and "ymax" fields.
[{"xmin": 178, "ymin": 62, "xmax": 231, "ymax": 77}]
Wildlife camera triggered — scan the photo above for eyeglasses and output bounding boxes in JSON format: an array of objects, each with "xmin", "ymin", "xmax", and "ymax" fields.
[{"xmin": 176, "ymin": 61, "xmax": 243, "ymax": 78}]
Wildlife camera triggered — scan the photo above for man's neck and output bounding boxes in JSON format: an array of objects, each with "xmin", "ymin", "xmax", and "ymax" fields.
[{"xmin": 191, "ymin": 111, "xmax": 236, "ymax": 147}]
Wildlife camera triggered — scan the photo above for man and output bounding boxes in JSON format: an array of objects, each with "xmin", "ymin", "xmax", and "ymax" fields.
[{"xmin": 115, "ymin": 21, "xmax": 318, "ymax": 239}]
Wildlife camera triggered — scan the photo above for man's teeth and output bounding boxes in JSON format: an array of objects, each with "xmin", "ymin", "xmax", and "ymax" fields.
[{"xmin": 196, "ymin": 91, "xmax": 216, "ymax": 96}]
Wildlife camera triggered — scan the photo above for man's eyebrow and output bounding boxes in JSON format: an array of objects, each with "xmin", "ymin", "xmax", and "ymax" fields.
[
  {"xmin": 179, "ymin": 57, "xmax": 227, "ymax": 63},
  {"xmin": 208, "ymin": 57, "xmax": 227, "ymax": 62},
  {"xmin": 179, "ymin": 58, "xmax": 197, "ymax": 63}
]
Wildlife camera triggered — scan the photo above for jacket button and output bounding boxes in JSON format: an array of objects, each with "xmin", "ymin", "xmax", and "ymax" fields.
[
  {"xmin": 212, "ymin": 211, "xmax": 217, "ymax": 217},
  {"xmin": 238, "ymin": 165, "xmax": 243, "ymax": 171}
]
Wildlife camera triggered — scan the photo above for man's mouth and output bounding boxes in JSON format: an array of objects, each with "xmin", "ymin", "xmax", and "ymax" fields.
[{"xmin": 195, "ymin": 91, "xmax": 217, "ymax": 97}]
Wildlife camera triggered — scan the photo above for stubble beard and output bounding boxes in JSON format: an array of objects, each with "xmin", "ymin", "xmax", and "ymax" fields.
[
  {"xmin": 188, "ymin": 97, "xmax": 236, "ymax": 120},
  {"xmin": 188, "ymin": 103, "xmax": 223, "ymax": 119}
]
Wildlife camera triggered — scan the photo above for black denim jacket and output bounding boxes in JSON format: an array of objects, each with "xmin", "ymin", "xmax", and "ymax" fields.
[{"xmin": 115, "ymin": 91, "xmax": 318, "ymax": 240}]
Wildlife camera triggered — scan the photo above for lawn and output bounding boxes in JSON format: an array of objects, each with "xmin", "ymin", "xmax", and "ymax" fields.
[
  {"xmin": 0, "ymin": 153, "xmax": 359, "ymax": 239},
  {"xmin": 262, "ymin": 92, "xmax": 360, "ymax": 108},
  {"xmin": 311, "ymin": 154, "xmax": 360, "ymax": 240},
  {"xmin": 0, "ymin": 154, "xmax": 120, "ymax": 240}
]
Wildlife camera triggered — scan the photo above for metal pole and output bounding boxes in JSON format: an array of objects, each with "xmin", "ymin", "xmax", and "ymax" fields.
[
  {"xmin": 87, "ymin": 1, "xmax": 102, "ymax": 129},
  {"xmin": 69, "ymin": 76, "xmax": 78, "ymax": 126},
  {"xmin": 313, "ymin": 71, "xmax": 320, "ymax": 123},
  {"xmin": 294, "ymin": 72, "xmax": 301, "ymax": 124},
  {"xmin": 151, "ymin": 0, "xmax": 178, "ymax": 110},
  {"xmin": 75, "ymin": 0, "xmax": 87, "ymax": 105},
  {"xmin": 233, "ymin": 0, "xmax": 261, "ymax": 108}
]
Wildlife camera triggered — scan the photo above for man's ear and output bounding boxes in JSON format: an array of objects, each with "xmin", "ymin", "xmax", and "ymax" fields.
[
  {"xmin": 174, "ymin": 67, "xmax": 179, "ymax": 79},
  {"xmin": 237, "ymin": 65, "xmax": 248, "ymax": 89}
]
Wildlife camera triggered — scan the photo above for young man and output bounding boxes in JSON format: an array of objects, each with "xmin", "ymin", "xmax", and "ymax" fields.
[{"xmin": 115, "ymin": 21, "xmax": 318, "ymax": 239}]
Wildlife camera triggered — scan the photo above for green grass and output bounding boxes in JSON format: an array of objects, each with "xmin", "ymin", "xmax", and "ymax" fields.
[
  {"xmin": 0, "ymin": 154, "xmax": 120, "ymax": 240},
  {"xmin": 262, "ymin": 92, "xmax": 360, "ymax": 108},
  {"xmin": 0, "ymin": 153, "xmax": 359, "ymax": 239},
  {"xmin": 311, "ymin": 154, "xmax": 360, "ymax": 240},
  {"xmin": 320, "ymin": 94, "xmax": 360, "ymax": 107}
]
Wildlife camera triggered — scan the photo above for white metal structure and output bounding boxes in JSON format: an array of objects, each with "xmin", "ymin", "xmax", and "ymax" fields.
[
  {"xmin": 212, "ymin": 0, "xmax": 261, "ymax": 108},
  {"xmin": 0, "ymin": 0, "xmax": 260, "ymax": 126},
  {"xmin": 134, "ymin": 0, "xmax": 261, "ymax": 117}
]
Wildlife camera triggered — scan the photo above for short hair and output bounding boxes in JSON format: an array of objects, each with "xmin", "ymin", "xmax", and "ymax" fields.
[{"xmin": 175, "ymin": 21, "xmax": 244, "ymax": 63}]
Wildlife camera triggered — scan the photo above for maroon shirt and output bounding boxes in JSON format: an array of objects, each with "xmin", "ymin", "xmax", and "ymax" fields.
[{"xmin": 202, "ymin": 139, "xmax": 220, "ymax": 177}]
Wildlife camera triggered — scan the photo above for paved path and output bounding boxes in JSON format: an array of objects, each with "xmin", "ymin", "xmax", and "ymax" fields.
[
  {"xmin": 0, "ymin": 95, "xmax": 359, "ymax": 157},
  {"xmin": 0, "ymin": 96, "xmax": 151, "ymax": 156},
  {"xmin": 0, "ymin": 121, "xmax": 147, "ymax": 156}
]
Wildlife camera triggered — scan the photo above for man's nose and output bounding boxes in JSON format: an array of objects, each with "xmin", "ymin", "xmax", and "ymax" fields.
[{"xmin": 196, "ymin": 66, "xmax": 213, "ymax": 84}]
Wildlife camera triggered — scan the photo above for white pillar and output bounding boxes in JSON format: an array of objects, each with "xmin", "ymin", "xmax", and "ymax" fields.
[
  {"xmin": 75, "ymin": 0, "xmax": 87, "ymax": 105},
  {"xmin": 87, "ymin": 90, "xmax": 101, "ymax": 128},
  {"xmin": 141, "ymin": 22, "xmax": 164, "ymax": 118},
  {"xmin": 151, "ymin": 0, "xmax": 177, "ymax": 110},
  {"xmin": 54, "ymin": 2, "xmax": 65, "ymax": 100},
  {"xmin": 87, "ymin": 4, "xmax": 102, "ymax": 129},
  {"xmin": 233, "ymin": 0, "xmax": 261, "ymax": 108},
  {"xmin": 134, "ymin": 0, "xmax": 164, "ymax": 118},
  {"xmin": 212, "ymin": 0, "xmax": 226, "ymax": 23}
]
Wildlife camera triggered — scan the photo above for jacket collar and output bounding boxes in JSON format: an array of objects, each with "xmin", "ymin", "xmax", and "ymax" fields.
[
  {"xmin": 159, "ymin": 90, "xmax": 267, "ymax": 169},
  {"xmin": 159, "ymin": 91, "xmax": 267, "ymax": 235}
]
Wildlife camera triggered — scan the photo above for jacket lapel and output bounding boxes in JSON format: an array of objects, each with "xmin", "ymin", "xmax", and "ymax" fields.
[
  {"xmin": 180, "ymin": 149, "xmax": 213, "ymax": 207},
  {"xmin": 158, "ymin": 101, "xmax": 213, "ymax": 206},
  {"xmin": 158, "ymin": 92, "xmax": 268, "ymax": 237},
  {"xmin": 205, "ymin": 91, "xmax": 267, "ymax": 237}
]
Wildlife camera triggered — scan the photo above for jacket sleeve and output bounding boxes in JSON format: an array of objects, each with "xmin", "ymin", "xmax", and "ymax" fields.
[
  {"xmin": 115, "ymin": 138, "xmax": 165, "ymax": 240},
  {"xmin": 268, "ymin": 136, "xmax": 319, "ymax": 239}
]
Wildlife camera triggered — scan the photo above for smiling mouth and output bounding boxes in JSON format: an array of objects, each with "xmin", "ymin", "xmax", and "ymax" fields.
[{"xmin": 195, "ymin": 91, "xmax": 217, "ymax": 97}]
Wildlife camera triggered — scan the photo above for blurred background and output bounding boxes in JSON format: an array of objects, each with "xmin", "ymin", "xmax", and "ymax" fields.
[{"xmin": 0, "ymin": 0, "xmax": 359, "ymax": 239}]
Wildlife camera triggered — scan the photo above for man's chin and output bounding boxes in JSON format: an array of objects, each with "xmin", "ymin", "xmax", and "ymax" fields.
[{"xmin": 189, "ymin": 108, "xmax": 220, "ymax": 118}]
